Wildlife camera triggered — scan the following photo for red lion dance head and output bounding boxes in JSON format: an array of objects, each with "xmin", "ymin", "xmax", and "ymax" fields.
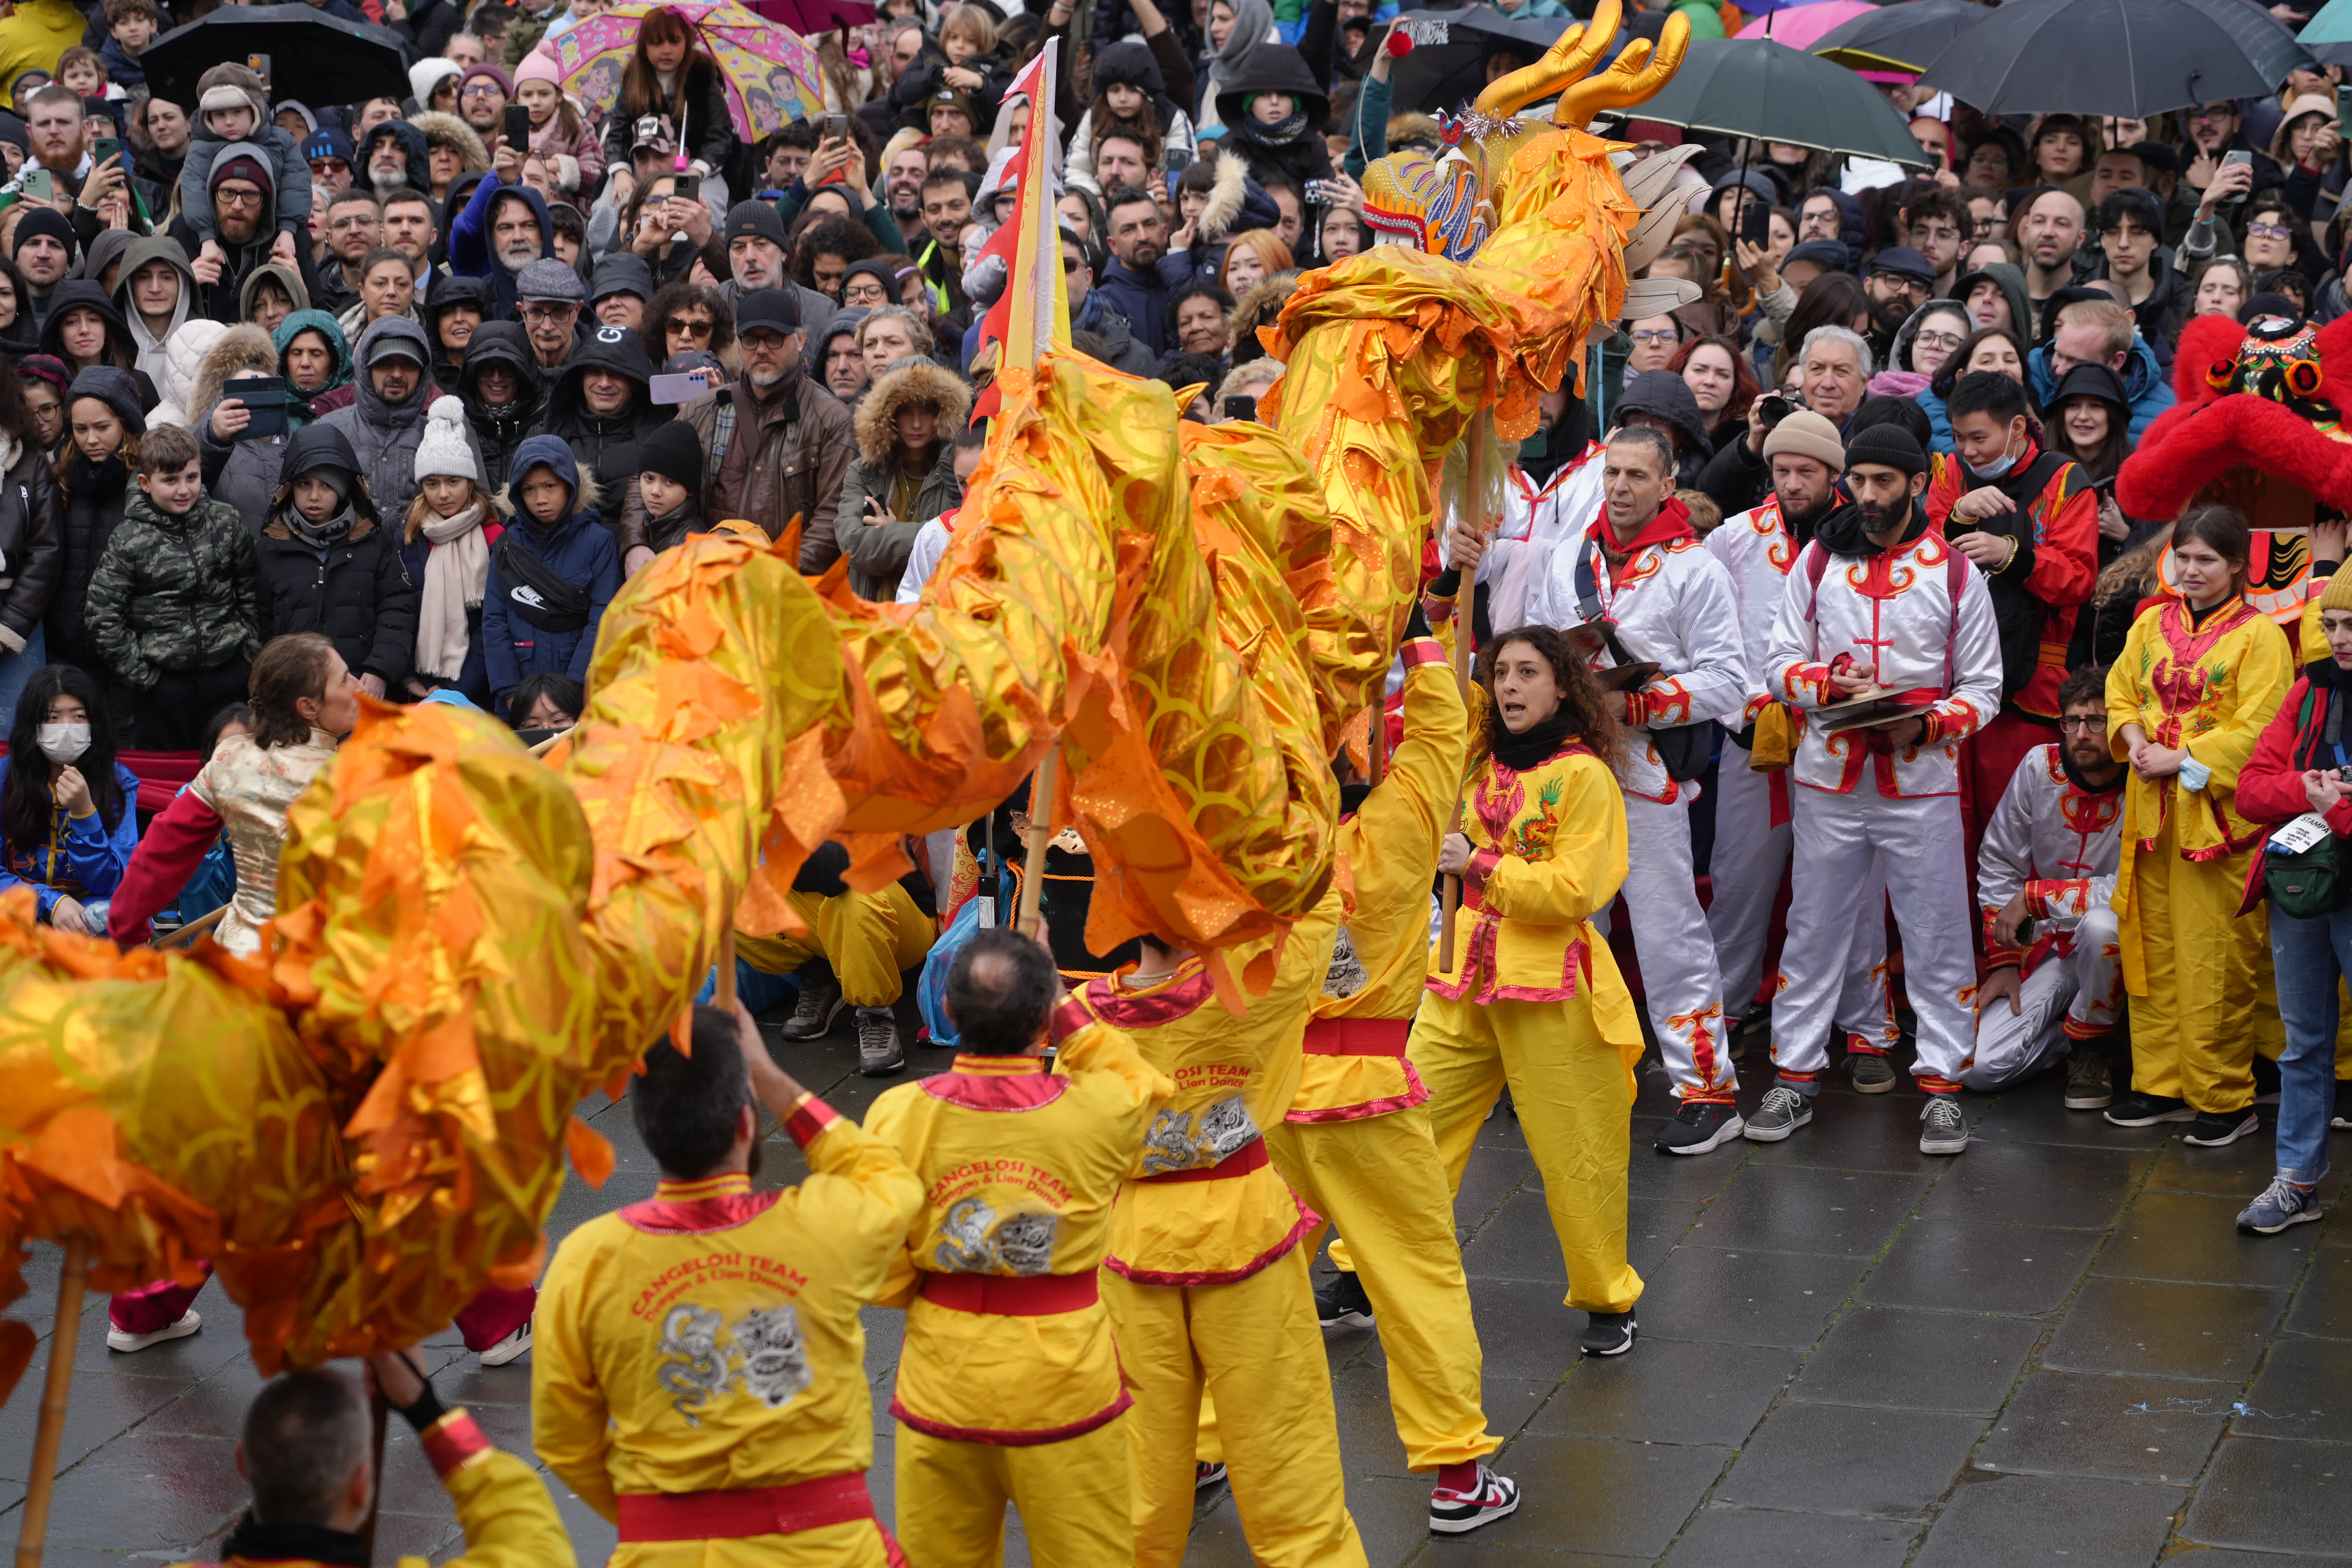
[{"xmin": 2116, "ymin": 307, "xmax": 2352, "ymax": 624}]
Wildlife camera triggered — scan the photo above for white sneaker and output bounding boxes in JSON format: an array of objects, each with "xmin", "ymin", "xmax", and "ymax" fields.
[
  {"xmin": 480, "ymin": 1317, "xmax": 533, "ymax": 1367},
  {"xmin": 1429, "ymin": 1464, "xmax": 1520, "ymax": 1534},
  {"xmin": 107, "ymin": 1309, "xmax": 200, "ymax": 1354}
]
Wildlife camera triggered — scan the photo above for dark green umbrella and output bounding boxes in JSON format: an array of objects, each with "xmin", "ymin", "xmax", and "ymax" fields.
[{"xmin": 1616, "ymin": 37, "xmax": 1931, "ymax": 167}]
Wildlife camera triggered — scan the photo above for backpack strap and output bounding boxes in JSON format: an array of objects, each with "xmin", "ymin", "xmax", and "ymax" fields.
[{"xmin": 1942, "ymin": 546, "xmax": 1972, "ymax": 695}]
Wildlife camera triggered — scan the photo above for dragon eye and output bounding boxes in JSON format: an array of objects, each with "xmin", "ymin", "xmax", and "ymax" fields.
[
  {"xmin": 2287, "ymin": 358, "xmax": 2324, "ymax": 397},
  {"xmin": 2208, "ymin": 359, "xmax": 2238, "ymax": 391}
]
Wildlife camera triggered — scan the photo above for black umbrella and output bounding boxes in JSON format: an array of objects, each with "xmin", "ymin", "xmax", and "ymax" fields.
[
  {"xmin": 142, "ymin": 4, "xmax": 412, "ymax": 111},
  {"xmin": 1386, "ymin": 5, "xmax": 1572, "ymax": 115},
  {"xmin": 1811, "ymin": 0, "xmax": 1988, "ymax": 74},
  {"xmin": 1916, "ymin": 0, "xmax": 2315, "ymax": 117},
  {"xmin": 1616, "ymin": 37, "xmax": 1931, "ymax": 167}
]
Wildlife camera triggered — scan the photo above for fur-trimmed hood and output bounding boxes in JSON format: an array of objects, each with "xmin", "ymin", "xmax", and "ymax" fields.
[
  {"xmin": 193, "ymin": 323, "xmax": 281, "ymax": 421},
  {"xmin": 412, "ymin": 111, "xmax": 491, "ymax": 174},
  {"xmin": 852, "ymin": 358, "xmax": 972, "ymax": 468},
  {"xmin": 1197, "ymin": 152, "xmax": 1276, "ymax": 245}
]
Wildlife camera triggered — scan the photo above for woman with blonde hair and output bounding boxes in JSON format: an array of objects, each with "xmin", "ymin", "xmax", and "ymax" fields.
[{"xmin": 2104, "ymin": 505, "xmax": 2291, "ymax": 1143}]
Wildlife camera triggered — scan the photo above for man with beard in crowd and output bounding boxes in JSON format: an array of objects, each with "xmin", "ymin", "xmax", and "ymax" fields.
[
  {"xmin": 722, "ymin": 199, "xmax": 836, "ymax": 348},
  {"xmin": 360, "ymin": 119, "xmax": 431, "ymax": 204},
  {"xmin": 171, "ymin": 144, "xmax": 328, "ymax": 326},
  {"xmin": 2017, "ymin": 189, "xmax": 2086, "ymax": 335},
  {"xmin": 313, "ymin": 188, "xmax": 383, "ymax": 316},
  {"xmin": 884, "ymin": 137, "xmax": 930, "ymax": 251},
  {"xmin": 1096, "ymin": 187, "xmax": 1173, "ymax": 359},
  {"xmin": 449, "ymin": 145, "xmax": 553, "ymax": 315},
  {"xmin": 321, "ymin": 315, "xmax": 438, "ymax": 530},
  {"xmin": 12, "ymin": 207, "xmax": 76, "ymax": 333},
  {"xmin": 1862, "ymin": 247, "xmax": 1936, "ymax": 366},
  {"xmin": 679, "ymin": 288, "xmax": 854, "ymax": 567}
]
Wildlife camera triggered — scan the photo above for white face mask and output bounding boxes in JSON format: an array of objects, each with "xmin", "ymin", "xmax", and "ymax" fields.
[
  {"xmin": 36, "ymin": 722, "xmax": 88, "ymax": 764},
  {"xmin": 1967, "ymin": 428, "xmax": 2023, "ymax": 482}
]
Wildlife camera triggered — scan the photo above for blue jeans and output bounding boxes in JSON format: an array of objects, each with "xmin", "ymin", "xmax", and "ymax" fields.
[
  {"xmin": 692, "ymin": 959, "xmax": 799, "ymax": 1015},
  {"xmin": 2267, "ymin": 906, "xmax": 2347, "ymax": 1184},
  {"xmin": 0, "ymin": 621, "xmax": 45, "ymax": 729}
]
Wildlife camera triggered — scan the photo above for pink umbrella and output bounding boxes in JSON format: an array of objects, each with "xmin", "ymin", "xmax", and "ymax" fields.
[
  {"xmin": 556, "ymin": 0, "xmax": 826, "ymax": 141},
  {"xmin": 1735, "ymin": 0, "xmax": 1880, "ymax": 50}
]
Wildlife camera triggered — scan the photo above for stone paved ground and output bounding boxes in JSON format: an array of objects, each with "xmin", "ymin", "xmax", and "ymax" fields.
[{"xmin": 4, "ymin": 1007, "xmax": 2350, "ymax": 1567}]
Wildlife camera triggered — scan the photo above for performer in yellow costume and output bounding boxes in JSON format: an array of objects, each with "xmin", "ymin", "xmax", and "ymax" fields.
[
  {"xmin": 1064, "ymin": 894, "xmax": 1368, "ymax": 1568},
  {"xmin": 1416, "ymin": 615, "xmax": 1646, "ymax": 1355},
  {"xmin": 2104, "ymin": 506, "xmax": 2291, "ymax": 1141},
  {"xmin": 174, "ymin": 1350, "xmax": 570, "ymax": 1568},
  {"xmin": 744, "ymin": 841, "xmax": 936, "ymax": 1076},
  {"xmin": 864, "ymin": 928, "xmax": 1173, "ymax": 1568},
  {"xmin": 533, "ymin": 1004, "xmax": 924, "ymax": 1566},
  {"xmin": 1269, "ymin": 631, "xmax": 1517, "ymax": 1534}
]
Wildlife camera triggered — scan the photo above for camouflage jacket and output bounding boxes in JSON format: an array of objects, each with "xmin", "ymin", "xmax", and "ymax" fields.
[{"xmin": 82, "ymin": 489, "xmax": 261, "ymax": 689}]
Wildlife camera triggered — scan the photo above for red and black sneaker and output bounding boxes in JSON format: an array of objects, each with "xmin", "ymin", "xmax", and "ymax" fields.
[{"xmin": 1429, "ymin": 1463, "xmax": 1519, "ymax": 1534}]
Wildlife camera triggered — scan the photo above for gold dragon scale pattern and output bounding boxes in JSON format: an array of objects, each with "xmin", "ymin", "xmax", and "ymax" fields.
[{"xmin": 0, "ymin": 4, "xmax": 1684, "ymax": 1373}]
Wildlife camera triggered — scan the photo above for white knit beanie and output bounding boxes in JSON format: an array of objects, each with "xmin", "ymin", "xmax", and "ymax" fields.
[{"xmin": 414, "ymin": 396, "xmax": 481, "ymax": 484}]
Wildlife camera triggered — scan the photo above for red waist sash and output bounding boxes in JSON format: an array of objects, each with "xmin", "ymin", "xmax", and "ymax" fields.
[
  {"xmin": 1302, "ymin": 1017, "xmax": 1410, "ymax": 1056},
  {"xmin": 617, "ymin": 1472, "xmax": 877, "ymax": 1541},
  {"xmin": 918, "ymin": 1269, "xmax": 1100, "ymax": 1315}
]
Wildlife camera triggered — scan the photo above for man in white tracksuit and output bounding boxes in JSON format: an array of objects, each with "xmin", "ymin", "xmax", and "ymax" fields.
[
  {"xmin": 1750, "ymin": 422, "xmax": 2004, "ymax": 1157},
  {"xmin": 1969, "ymin": 663, "xmax": 2125, "ymax": 1102},
  {"xmin": 1704, "ymin": 412, "xmax": 1901, "ymax": 1077},
  {"xmin": 1524, "ymin": 425, "xmax": 1751, "ymax": 1155}
]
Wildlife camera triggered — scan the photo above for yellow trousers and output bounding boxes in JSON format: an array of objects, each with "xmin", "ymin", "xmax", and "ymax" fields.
[
  {"xmin": 2120, "ymin": 820, "xmax": 2282, "ymax": 1112},
  {"xmin": 1411, "ymin": 991, "xmax": 1642, "ymax": 1314},
  {"xmin": 738, "ymin": 884, "xmax": 934, "ymax": 1008},
  {"xmin": 1265, "ymin": 1110, "xmax": 1498, "ymax": 1472},
  {"xmin": 893, "ymin": 1416, "xmax": 1131, "ymax": 1568},
  {"xmin": 1102, "ymin": 1246, "xmax": 1369, "ymax": 1568}
]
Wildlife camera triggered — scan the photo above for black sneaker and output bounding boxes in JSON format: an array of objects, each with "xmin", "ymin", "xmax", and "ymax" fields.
[
  {"xmin": 1194, "ymin": 1461, "xmax": 1227, "ymax": 1490},
  {"xmin": 1580, "ymin": 1310, "xmax": 1636, "ymax": 1357},
  {"xmin": 2105, "ymin": 1092, "xmax": 2195, "ymax": 1128},
  {"xmin": 1315, "ymin": 1269, "xmax": 1375, "ymax": 1329},
  {"xmin": 780, "ymin": 974, "xmax": 844, "ymax": 1040},
  {"xmin": 1429, "ymin": 1464, "xmax": 1519, "ymax": 1534},
  {"xmin": 1742, "ymin": 1084, "xmax": 1814, "ymax": 1142},
  {"xmin": 2184, "ymin": 1108, "xmax": 2260, "ymax": 1147},
  {"xmin": 855, "ymin": 1007, "xmax": 905, "ymax": 1076},
  {"xmin": 2063, "ymin": 1050, "xmax": 2113, "ymax": 1110},
  {"xmin": 1656, "ymin": 1101, "xmax": 1745, "ymax": 1156},
  {"xmin": 1848, "ymin": 1050, "xmax": 1898, "ymax": 1094}
]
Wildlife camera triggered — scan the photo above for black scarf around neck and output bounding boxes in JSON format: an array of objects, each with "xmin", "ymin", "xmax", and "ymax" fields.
[
  {"xmin": 217, "ymin": 1512, "xmax": 370, "ymax": 1567},
  {"xmin": 1488, "ymin": 709, "xmax": 1577, "ymax": 772},
  {"xmin": 2058, "ymin": 744, "xmax": 2124, "ymax": 798},
  {"xmin": 1814, "ymin": 496, "xmax": 1927, "ymax": 558}
]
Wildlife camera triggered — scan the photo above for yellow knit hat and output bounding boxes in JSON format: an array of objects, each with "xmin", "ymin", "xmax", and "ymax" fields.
[{"xmin": 2320, "ymin": 566, "xmax": 2352, "ymax": 614}]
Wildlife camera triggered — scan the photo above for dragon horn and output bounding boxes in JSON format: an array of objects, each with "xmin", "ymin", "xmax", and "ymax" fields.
[
  {"xmin": 1474, "ymin": 0, "xmax": 1620, "ymax": 119},
  {"xmin": 1557, "ymin": 9, "xmax": 1690, "ymax": 127}
]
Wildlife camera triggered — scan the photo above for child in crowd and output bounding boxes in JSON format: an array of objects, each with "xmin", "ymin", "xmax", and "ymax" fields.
[
  {"xmin": 634, "ymin": 420, "xmax": 706, "ymax": 555},
  {"xmin": 54, "ymin": 47, "xmax": 118, "ymax": 104},
  {"xmin": 176, "ymin": 62, "xmax": 310, "ymax": 274},
  {"xmin": 402, "ymin": 396, "xmax": 504, "ymax": 703},
  {"xmin": 80, "ymin": 423, "xmax": 261, "ymax": 751},
  {"xmin": 483, "ymin": 433, "xmax": 617, "ymax": 712},
  {"xmin": 254, "ymin": 422, "xmax": 419, "ymax": 700},
  {"xmin": 99, "ymin": 0, "xmax": 156, "ymax": 94}
]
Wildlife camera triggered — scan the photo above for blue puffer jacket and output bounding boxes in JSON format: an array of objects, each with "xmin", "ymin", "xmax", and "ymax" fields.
[
  {"xmin": 2026, "ymin": 335, "xmax": 2176, "ymax": 445},
  {"xmin": 480, "ymin": 435, "xmax": 618, "ymax": 703}
]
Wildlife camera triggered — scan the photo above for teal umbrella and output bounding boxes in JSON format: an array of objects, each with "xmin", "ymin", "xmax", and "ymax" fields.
[
  {"xmin": 2301, "ymin": 0, "xmax": 2352, "ymax": 63},
  {"xmin": 1618, "ymin": 37, "xmax": 1932, "ymax": 167}
]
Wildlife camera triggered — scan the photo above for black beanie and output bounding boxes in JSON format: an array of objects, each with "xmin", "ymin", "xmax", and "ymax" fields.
[
  {"xmin": 1844, "ymin": 421, "xmax": 1926, "ymax": 477},
  {"xmin": 637, "ymin": 420, "xmax": 704, "ymax": 494}
]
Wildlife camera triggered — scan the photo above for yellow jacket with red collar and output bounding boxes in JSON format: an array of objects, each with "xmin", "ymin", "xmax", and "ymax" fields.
[
  {"xmin": 1064, "ymin": 893, "xmax": 1341, "ymax": 1285},
  {"xmin": 531, "ymin": 1095, "xmax": 922, "ymax": 1529},
  {"xmin": 174, "ymin": 1409, "xmax": 572, "ymax": 1568},
  {"xmin": 1291, "ymin": 635, "xmax": 1465, "ymax": 1123},
  {"xmin": 862, "ymin": 1010, "xmax": 1173, "ymax": 1444}
]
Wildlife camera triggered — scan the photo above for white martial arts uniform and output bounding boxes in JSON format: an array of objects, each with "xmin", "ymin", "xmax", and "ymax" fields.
[
  {"xmin": 1523, "ymin": 503, "xmax": 1749, "ymax": 1103},
  {"xmin": 1966, "ymin": 742, "xmax": 2124, "ymax": 1090},
  {"xmin": 1761, "ymin": 519, "xmax": 2004, "ymax": 1094},
  {"xmin": 1704, "ymin": 496, "xmax": 1897, "ymax": 1051},
  {"xmin": 1474, "ymin": 444, "xmax": 1607, "ymax": 632}
]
